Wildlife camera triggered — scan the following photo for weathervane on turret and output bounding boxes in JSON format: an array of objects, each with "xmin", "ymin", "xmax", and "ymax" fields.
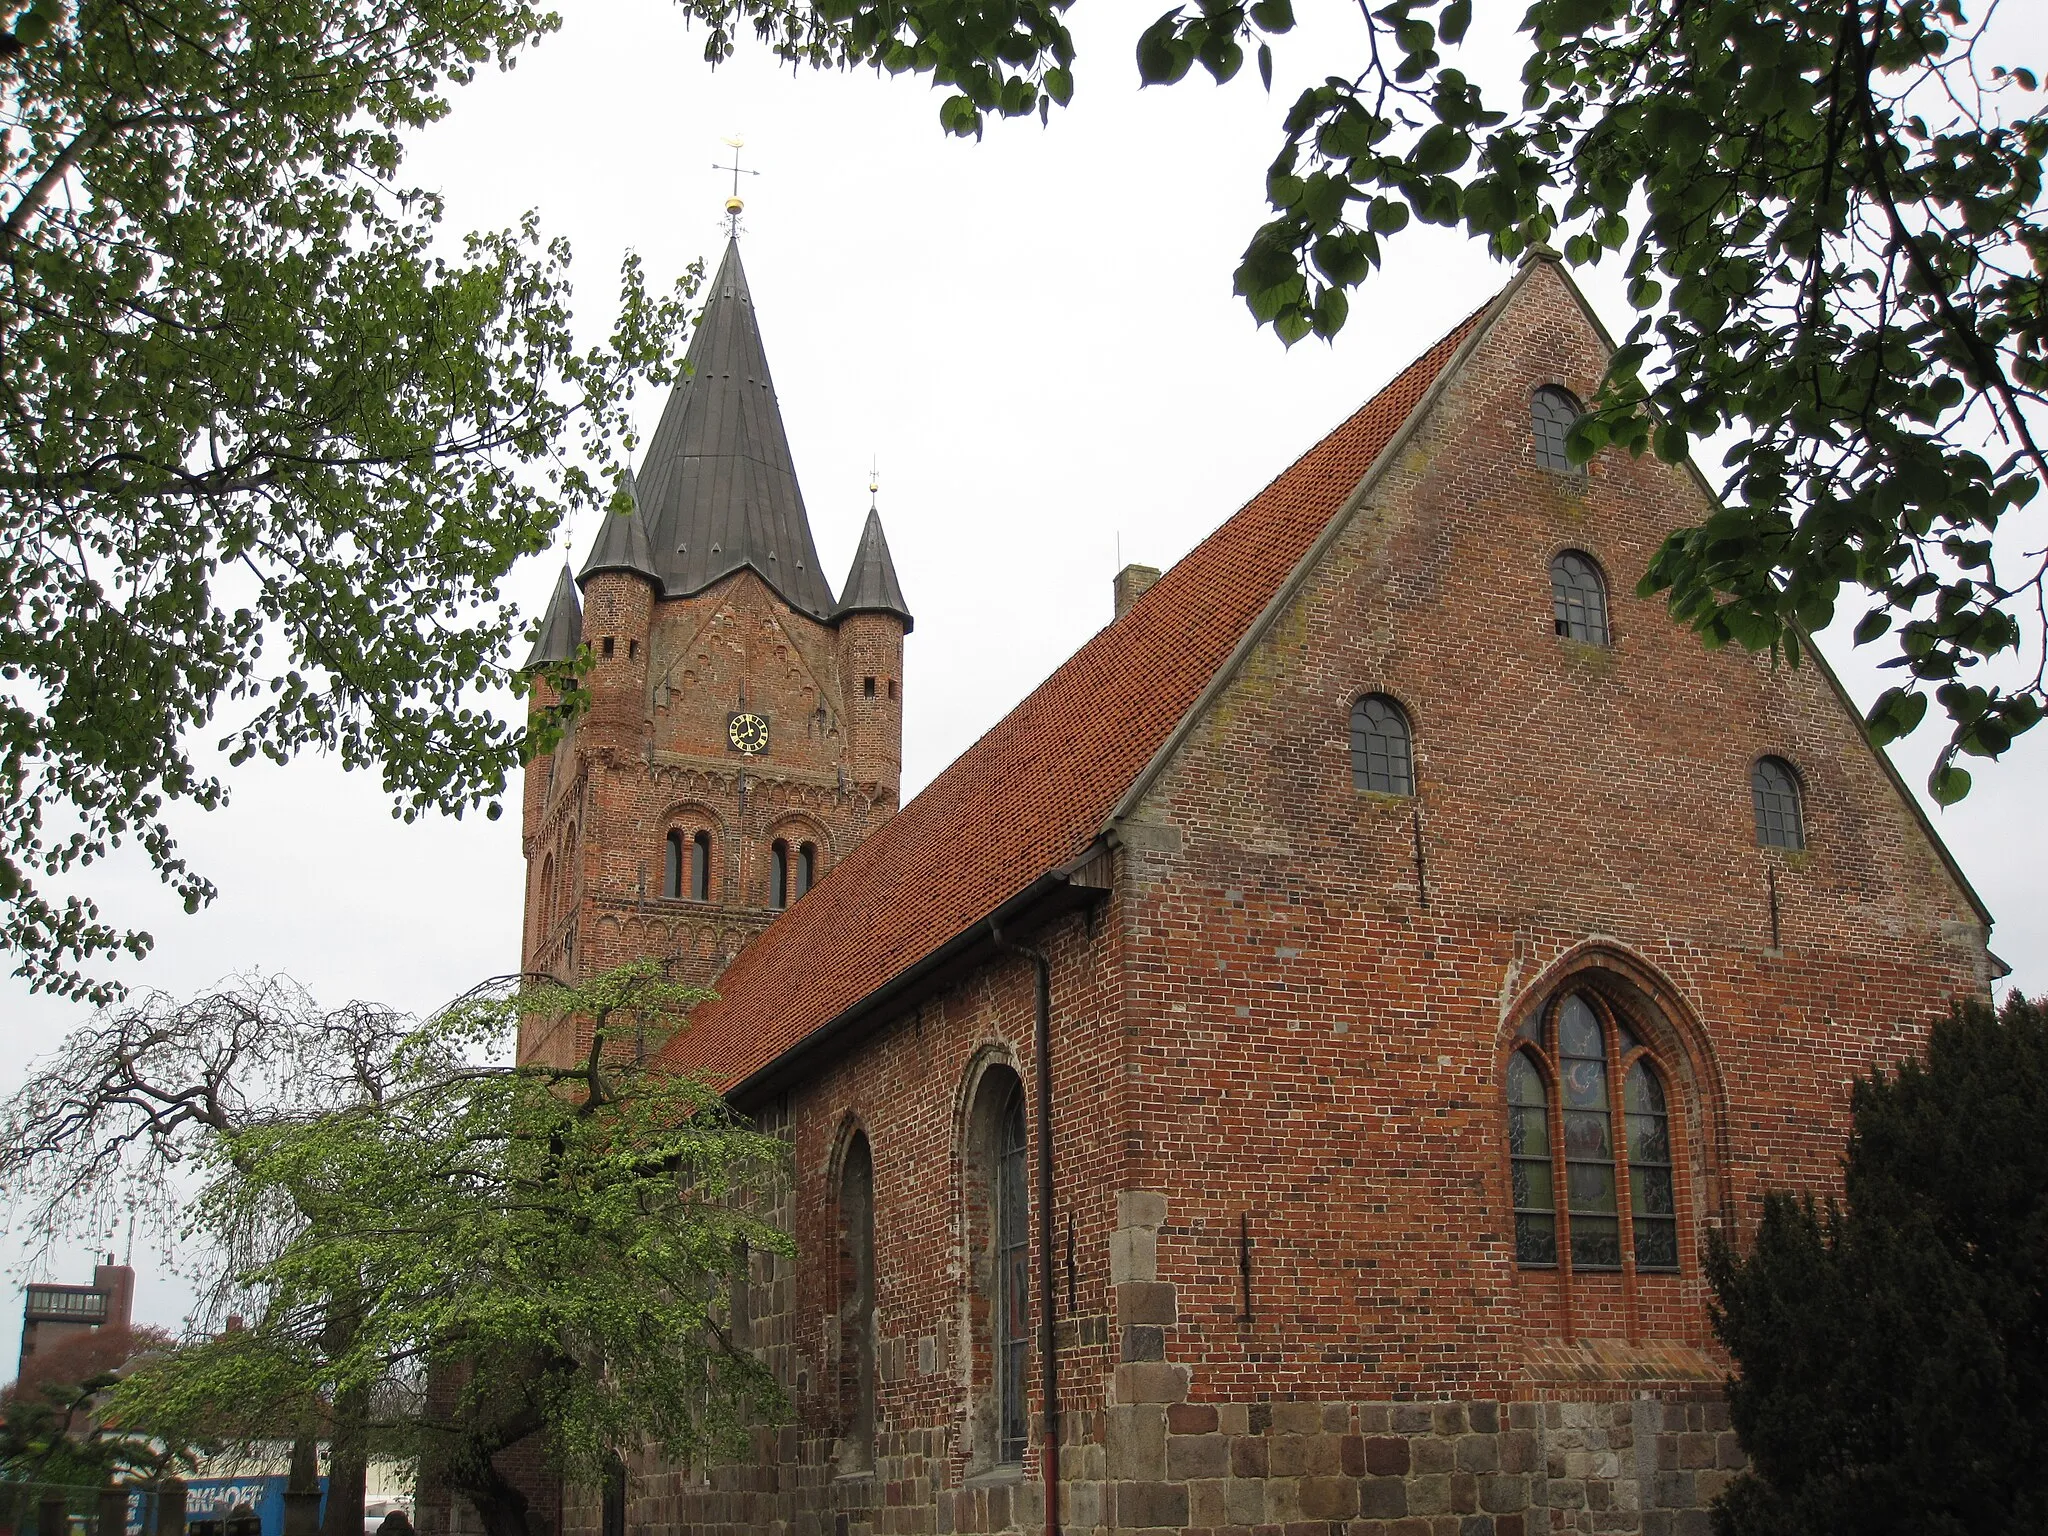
[{"xmin": 714, "ymin": 135, "xmax": 759, "ymax": 239}]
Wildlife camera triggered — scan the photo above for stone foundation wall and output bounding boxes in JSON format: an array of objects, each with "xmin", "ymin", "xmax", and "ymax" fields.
[{"xmin": 578, "ymin": 1390, "xmax": 1740, "ymax": 1536}]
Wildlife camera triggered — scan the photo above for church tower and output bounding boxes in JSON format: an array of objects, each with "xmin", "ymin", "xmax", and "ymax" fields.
[{"xmin": 518, "ymin": 239, "xmax": 912, "ymax": 1065}]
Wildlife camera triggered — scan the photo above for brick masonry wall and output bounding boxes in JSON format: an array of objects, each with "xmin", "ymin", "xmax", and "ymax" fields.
[{"xmin": 542, "ymin": 262, "xmax": 1993, "ymax": 1536}]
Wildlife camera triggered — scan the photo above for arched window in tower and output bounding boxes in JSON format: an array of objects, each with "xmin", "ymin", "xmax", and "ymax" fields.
[
  {"xmin": 1504, "ymin": 989, "xmax": 1682, "ymax": 1273},
  {"xmin": 1506, "ymin": 1052, "xmax": 1556, "ymax": 1265},
  {"xmin": 1752, "ymin": 757, "xmax": 1806, "ymax": 850},
  {"xmin": 964, "ymin": 1063, "xmax": 1030, "ymax": 1471},
  {"xmin": 797, "ymin": 842, "xmax": 817, "ymax": 898},
  {"xmin": 663, "ymin": 830, "xmax": 683, "ymax": 900},
  {"xmin": 1531, "ymin": 385, "xmax": 1584, "ymax": 473},
  {"xmin": 770, "ymin": 839, "xmax": 790, "ymax": 909},
  {"xmin": 835, "ymin": 1130, "xmax": 876, "ymax": 1473},
  {"xmin": 1550, "ymin": 551, "xmax": 1611, "ymax": 645},
  {"xmin": 1351, "ymin": 694, "xmax": 1415, "ymax": 796},
  {"xmin": 691, "ymin": 831, "xmax": 711, "ymax": 901}
]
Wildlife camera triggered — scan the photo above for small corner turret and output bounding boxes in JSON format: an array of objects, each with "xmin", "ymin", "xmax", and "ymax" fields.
[
  {"xmin": 577, "ymin": 469, "xmax": 660, "ymax": 752},
  {"xmin": 837, "ymin": 503, "xmax": 911, "ymax": 802}
]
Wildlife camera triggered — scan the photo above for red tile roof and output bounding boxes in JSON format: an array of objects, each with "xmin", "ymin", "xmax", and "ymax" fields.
[{"xmin": 659, "ymin": 302, "xmax": 1491, "ymax": 1091}]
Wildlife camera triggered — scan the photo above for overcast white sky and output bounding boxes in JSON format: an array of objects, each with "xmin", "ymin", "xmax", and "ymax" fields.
[{"xmin": 4, "ymin": 0, "xmax": 2045, "ymax": 1337}]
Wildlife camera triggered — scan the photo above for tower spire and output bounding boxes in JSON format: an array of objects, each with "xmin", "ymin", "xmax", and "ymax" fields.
[{"xmin": 632, "ymin": 238, "xmax": 838, "ymax": 619}]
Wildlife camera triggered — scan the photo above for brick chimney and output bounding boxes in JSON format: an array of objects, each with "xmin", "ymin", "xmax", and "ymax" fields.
[{"xmin": 1114, "ymin": 563, "xmax": 1162, "ymax": 619}]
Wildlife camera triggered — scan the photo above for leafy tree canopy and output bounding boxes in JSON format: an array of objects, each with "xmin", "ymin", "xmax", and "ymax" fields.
[
  {"xmin": 673, "ymin": 0, "xmax": 2047, "ymax": 802},
  {"xmin": 1, "ymin": 0, "xmax": 691, "ymax": 1003},
  {"xmin": 0, "ymin": 963, "xmax": 790, "ymax": 1536},
  {"xmin": 1707, "ymin": 991, "xmax": 2048, "ymax": 1535}
]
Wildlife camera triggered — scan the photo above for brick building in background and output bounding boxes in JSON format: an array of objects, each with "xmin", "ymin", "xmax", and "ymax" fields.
[
  {"xmin": 13, "ymin": 1259, "xmax": 134, "ymax": 1391},
  {"xmin": 498, "ymin": 241, "xmax": 2001, "ymax": 1536}
]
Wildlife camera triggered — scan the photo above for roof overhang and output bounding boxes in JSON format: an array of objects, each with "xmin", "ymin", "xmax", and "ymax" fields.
[{"xmin": 721, "ymin": 841, "xmax": 1113, "ymax": 1113}]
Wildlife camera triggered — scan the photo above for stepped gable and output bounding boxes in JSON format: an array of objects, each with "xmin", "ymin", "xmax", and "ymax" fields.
[
  {"xmin": 635, "ymin": 239, "xmax": 839, "ymax": 620},
  {"xmin": 659, "ymin": 301, "xmax": 1490, "ymax": 1092}
]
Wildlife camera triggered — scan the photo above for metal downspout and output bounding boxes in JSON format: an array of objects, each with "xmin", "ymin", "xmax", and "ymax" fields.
[{"xmin": 993, "ymin": 923, "xmax": 1058, "ymax": 1536}]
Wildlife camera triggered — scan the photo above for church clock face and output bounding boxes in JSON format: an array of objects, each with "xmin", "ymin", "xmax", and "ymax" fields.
[{"xmin": 727, "ymin": 711, "xmax": 770, "ymax": 756}]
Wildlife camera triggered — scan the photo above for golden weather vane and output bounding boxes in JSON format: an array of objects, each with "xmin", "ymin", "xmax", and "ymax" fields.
[{"xmin": 713, "ymin": 135, "xmax": 760, "ymax": 239}]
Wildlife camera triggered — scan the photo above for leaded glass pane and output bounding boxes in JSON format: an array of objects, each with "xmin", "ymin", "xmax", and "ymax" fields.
[
  {"xmin": 1511, "ymin": 1156, "xmax": 1555, "ymax": 1211},
  {"xmin": 1550, "ymin": 552, "xmax": 1611, "ymax": 645},
  {"xmin": 1624, "ymin": 1061, "xmax": 1665, "ymax": 1114},
  {"xmin": 1627, "ymin": 1113, "xmax": 1672, "ymax": 1166},
  {"xmin": 1572, "ymin": 1215, "xmax": 1622, "ymax": 1269},
  {"xmin": 1632, "ymin": 1166, "xmax": 1676, "ymax": 1217},
  {"xmin": 1752, "ymin": 758, "xmax": 1806, "ymax": 850},
  {"xmin": 1566, "ymin": 1159, "xmax": 1617, "ymax": 1214},
  {"xmin": 1507, "ymin": 1051, "xmax": 1545, "ymax": 1107},
  {"xmin": 1515, "ymin": 1211, "xmax": 1557, "ymax": 1266},
  {"xmin": 1634, "ymin": 1216, "xmax": 1679, "ymax": 1271},
  {"xmin": 1350, "ymin": 695, "xmax": 1414, "ymax": 796},
  {"xmin": 1558, "ymin": 995, "xmax": 1602, "ymax": 1062},
  {"xmin": 1532, "ymin": 386, "xmax": 1583, "ymax": 474},
  {"xmin": 1564, "ymin": 1109, "xmax": 1612, "ymax": 1159}
]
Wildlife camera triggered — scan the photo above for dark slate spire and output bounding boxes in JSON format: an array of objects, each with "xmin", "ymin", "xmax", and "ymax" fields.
[
  {"xmin": 523, "ymin": 564, "xmax": 583, "ymax": 669},
  {"xmin": 578, "ymin": 467, "xmax": 661, "ymax": 589},
  {"xmin": 836, "ymin": 507, "xmax": 914, "ymax": 632},
  {"xmin": 634, "ymin": 239, "xmax": 838, "ymax": 620}
]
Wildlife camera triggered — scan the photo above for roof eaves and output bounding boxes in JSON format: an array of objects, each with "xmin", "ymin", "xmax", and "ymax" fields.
[
  {"xmin": 715, "ymin": 844, "xmax": 1112, "ymax": 1108},
  {"xmin": 1100, "ymin": 271, "xmax": 1526, "ymax": 840}
]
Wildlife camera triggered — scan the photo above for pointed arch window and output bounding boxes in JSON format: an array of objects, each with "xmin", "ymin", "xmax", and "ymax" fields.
[
  {"xmin": 1505, "ymin": 990, "xmax": 1680, "ymax": 1272},
  {"xmin": 1351, "ymin": 694, "xmax": 1414, "ymax": 796},
  {"xmin": 835, "ymin": 1131, "xmax": 876, "ymax": 1472},
  {"xmin": 1550, "ymin": 551, "xmax": 1610, "ymax": 645},
  {"xmin": 770, "ymin": 839, "xmax": 790, "ymax": 909},
  {"xmin": 663, "ymin": 830, "xmax": 684, "ymax": 900},
  {"xmin": 1752, "ymin": 757, "xmax": 1805, "ymax": 850},
  {"xmin": 1532, "ymin": 385, "xmax": 1583, "ymax": 474},
  {"xmin": 797, "ymin": 842, "xmax": 817, "ymax": 898},
  {"xmin": 691, "ymin": 831, "xmax": 711, "ymax": 901},
  {"xmin": 965, "ymin": 1064, "xmax": 1030, "ymax": 1471},
  {"xmin": 995, "ymin": 1087, "xmax": 1030, "ymax": 1464}
]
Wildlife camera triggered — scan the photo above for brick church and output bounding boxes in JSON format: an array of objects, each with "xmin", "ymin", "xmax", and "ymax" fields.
[{"xmin": 509, "ymin": 238, "xmax": 2000, "ymax": 1536}]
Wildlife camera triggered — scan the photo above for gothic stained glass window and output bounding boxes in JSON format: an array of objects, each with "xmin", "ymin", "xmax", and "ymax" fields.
[
  {"xmin": 1558, "ymin": 995, "xmax": 1622, "ymax": 1269},
  {"xmin": 1532, "ymin": 386, "xmax": 1584, "ymax": 473},
  {"xmin": 663, "ymin": 830, "xmax": 684, "ymax": 899},
  {"xmin": 1627, "ymin": 1061, "xmax": 1679, "ymax": 1271},
  {"xmin": 1506, "ymin": 989, "xmax": 1686, "ymax": 1276},
  {"xmin": 1351, "ymin": 695, "xmax": 1415, "ymax": 796},
  {"xmin": 1507, "ymin": 1052, "xmax": 1557, "ymax": 1265},
  {"xmin": 1550, "ymin": 551, "xmax": 1611, "ymax": 645},
  {"xmin": 691, "ymin": 831, "xmax": 711, "ymax": 901},
  {"xmin": 1752, "ymin": 757, "xmax": 1806, "ymax": 850},
  {"xmin": 996, "ymin": 1088, "xmax": 1030, "ymax": 1465}
]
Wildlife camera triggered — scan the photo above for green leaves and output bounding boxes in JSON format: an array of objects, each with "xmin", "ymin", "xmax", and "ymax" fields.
[
  {"xmin": 2, "ymin": 0, "xmax": 696, "ymax": 1001},
  {"xmin": 677, "ymin": 0, "xmax": 2048, "ymax": 800}
]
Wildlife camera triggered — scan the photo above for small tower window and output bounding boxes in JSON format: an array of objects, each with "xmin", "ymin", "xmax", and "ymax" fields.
[
  {"xmin": 770, "ymin": 839, "xmax": 790, "ymax": 909},
  {"xmin": 1532, "ymin": 385, "xmax": 1584, "ymax": 473},
  {"xmin": 887, "ymin": 679, "xmax": 897, "ymax": 700},
  {"xmin": 797, "ymin": 842, "xmax": 817, "ymax": 897},
  {"xmin": 663, "ymin": 830, "xmax": 683, "ymax": 899},
  {"xmin": 691, "ymin": 830, "xmax": 711, "ymax": 901},
  {"xmin": 1550, "ymin": 551, "xmax": 1611, "ymax": 645},
  {"xmin": 602, "ymin": 636, "xmax": 615, "ymax": 658},
  {"xmin": 1350, "ymin": 694, "xmax": 1414, "ymax": 797},
  {"xmin": 864, "ymin": 676, "xmax": 877, "ymax": 698},
  {"xmin": 1752, "ymin": 757, "xmax": 1806, "ymax": 850}
]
